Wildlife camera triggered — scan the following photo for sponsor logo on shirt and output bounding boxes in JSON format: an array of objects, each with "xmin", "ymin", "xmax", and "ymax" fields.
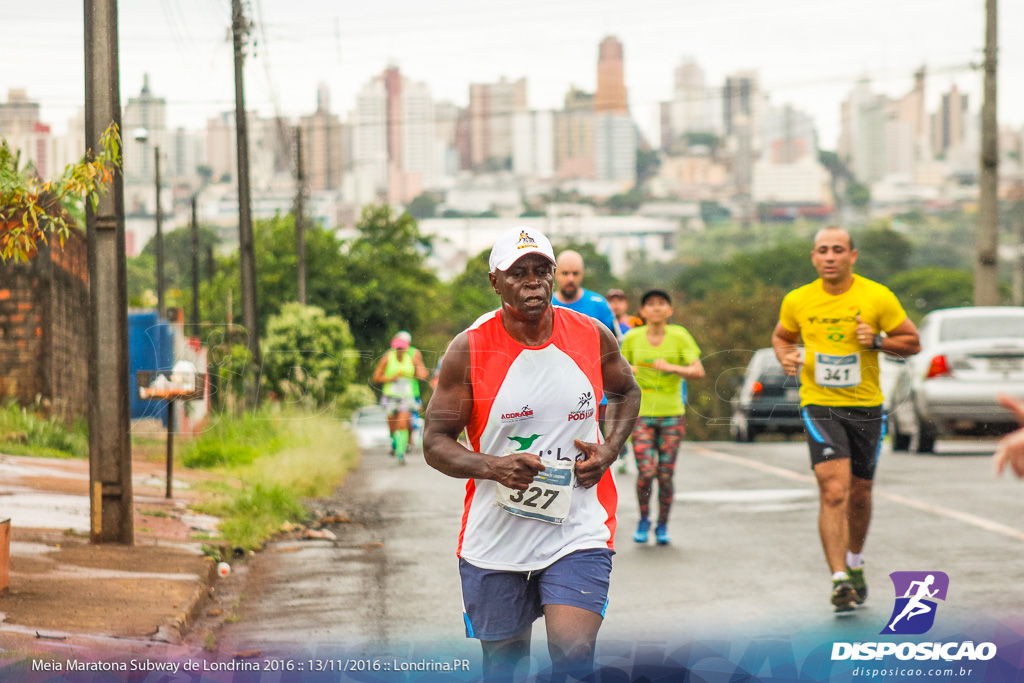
[
  {"xmin": 501, "ymin": 405, "xmax": 535, "ymax": 423},
  {"xmin": 567, "ymin": 391, "xmax": 595, "ymax": 422}
]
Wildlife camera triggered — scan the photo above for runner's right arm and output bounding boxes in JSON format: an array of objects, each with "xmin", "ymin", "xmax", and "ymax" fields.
[
  {"xmin": 772, "ymin": 323, "xmax": 802, "ymax": 376},
  {"xmin": 423, "ymin": 333, "xmax": 543, "ymax": 490}
]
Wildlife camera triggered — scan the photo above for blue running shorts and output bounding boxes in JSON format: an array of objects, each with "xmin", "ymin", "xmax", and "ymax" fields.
[{"xmin": 459, "ymin": 548, "xmax": 613, "ymax": 641}]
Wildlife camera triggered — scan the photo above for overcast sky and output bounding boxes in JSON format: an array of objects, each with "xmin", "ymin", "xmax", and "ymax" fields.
[{"xmin": 4, "ymin": 0, "xmax": 1021, "ymax": 148}]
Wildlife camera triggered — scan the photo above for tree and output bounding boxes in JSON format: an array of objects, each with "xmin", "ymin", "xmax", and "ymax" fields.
[
  {"xmin": 140, "ymin": 224, "xmax": 221, "ymax": 292},
  {"xmin": 887, "ymin": 267, "xmax": 974, "ymax": 318},
  {"xmin": 676, "ymin": 240, "xmax": 815, "ymax": 301},
  {"xmin": 335, "ymin": 205, "xmax": 439, "ymax": 372},
  {"xmin": 1, "ymin": 124, "xmax": 120, "ymax": 262},
  {"xmin": 406, "ymin": 193, "xmax": 439, "ymax": 220},
  {"xmin": 850, "ymin": 226, "xmax": 911, "ymax": 284},
  {"xmin": 636, "ymin": 149, "xmax": 661, "ymax": 184},
  {"xmin": 846, "ymin": 180, "xmax": 871, "ymax": 209},
  {"xmin": 261, "ymin": 303, "xmax": 357, "ymax": 407}
]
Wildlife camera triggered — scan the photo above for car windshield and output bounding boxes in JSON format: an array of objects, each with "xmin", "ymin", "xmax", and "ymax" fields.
[{"xmin": 939, "ymin": 316, "xmax": 1024, "ymax": 342}]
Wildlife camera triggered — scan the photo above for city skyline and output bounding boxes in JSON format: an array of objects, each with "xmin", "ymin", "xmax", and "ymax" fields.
[{"xmin": 3, "ymin": 0, "xmax": 1020, "ymax": 149}]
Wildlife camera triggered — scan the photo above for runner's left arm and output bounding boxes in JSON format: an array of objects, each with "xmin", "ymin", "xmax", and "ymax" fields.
[
  {"xmin": 412, "ymin": 349, "xmax": 429, "ymax": 380},
  {"xmin": 575, "ymin": 324, "xmax": 641, "ymax": 488},
  {"xmin": 855, "ymin": 316, "xmax": 920, "ymax": 357}
]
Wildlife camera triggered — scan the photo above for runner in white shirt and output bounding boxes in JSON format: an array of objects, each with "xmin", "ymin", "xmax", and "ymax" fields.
[{"xmin": 424, "ymin": 226, "xmax": 640, "ymax": 681}]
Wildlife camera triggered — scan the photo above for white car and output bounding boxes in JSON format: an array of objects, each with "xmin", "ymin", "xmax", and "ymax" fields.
[
  {"xmin": 888, "ymin": 306, "xmax": 1024, "ymax": 453},
  {"xmin": 349, "ymin": 404, "xmax": 393, "ymax": 450}
]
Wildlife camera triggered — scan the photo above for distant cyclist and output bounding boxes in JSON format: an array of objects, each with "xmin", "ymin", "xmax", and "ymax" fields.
[
  {"xmin": 372, "ymin": 332, "xmax": 428, "ymax": 464},
  {"xmin": 772, "ymin": 226, "xmax": 920, "ymax": 613}
]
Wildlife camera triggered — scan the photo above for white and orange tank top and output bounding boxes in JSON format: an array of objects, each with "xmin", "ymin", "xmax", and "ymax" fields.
[{"xmin": 457, "ymin": 306, "xmax": 617, "ymax": 571}]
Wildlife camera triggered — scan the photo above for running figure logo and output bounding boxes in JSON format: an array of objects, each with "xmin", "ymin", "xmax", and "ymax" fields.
[
  {"xmin": 881, "ymin": 571, "xmax": 949, "ymax": 635},
  {"xmin": 576, "ymin": 392, "xmax": 593, "ymax": 411}
]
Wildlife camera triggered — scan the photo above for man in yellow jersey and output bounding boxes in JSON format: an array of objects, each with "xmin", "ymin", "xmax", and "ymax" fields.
[
  {"xmin": 373, "ymin": 332, "xmax": 428, "ymax": 464},
  {"xmin": 771, "ymin": 226, "xmax": 920, "ymax": 614}
]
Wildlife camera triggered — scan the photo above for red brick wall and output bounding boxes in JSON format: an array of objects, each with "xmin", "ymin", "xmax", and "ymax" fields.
[{"xmin": 0, "ymin": 227, "xmax": 89, "ymax": 424}]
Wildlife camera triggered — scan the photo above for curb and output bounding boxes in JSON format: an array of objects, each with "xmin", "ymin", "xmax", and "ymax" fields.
[{"xmin": 153, "ymin": 556, "xmax": 217, "ymax": 644}]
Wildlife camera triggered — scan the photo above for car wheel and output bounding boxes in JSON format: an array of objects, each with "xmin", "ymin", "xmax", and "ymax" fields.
[
  {"xmin": 913, "ymin": 416, "xmax": 937, "ymax": 454},
  {"xmin": 890, "ymin": 412, "xmax": 910, "ymax": 452}
]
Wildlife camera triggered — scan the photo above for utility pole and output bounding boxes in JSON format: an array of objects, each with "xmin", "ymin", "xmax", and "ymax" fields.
[
  {"xmin": 232, "ymin": 0, "xmax": 261, "ymax": 407},
  {"xmin": 84, "ymin": 0, "xmax": 133, "ymax": 544},
  {"xmin": 191, "ymin": 196, "xmax": 200, "ymax": 330},
  {"xmin": 154, "ymin": 145, "xmax": 164, "ymax": 317},
  {"xmin": 295, "ymin": 125, "xmax": 307, "ymax": 305},
  {"xmin": 976, "ymin": 0, "xmax": 999, "ymax": 305}
]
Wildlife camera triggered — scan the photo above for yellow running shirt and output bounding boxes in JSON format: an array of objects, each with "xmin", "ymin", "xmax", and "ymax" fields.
[{"xmin": 779, "ymin": 274, "xmax": 907, "ymax": 407}]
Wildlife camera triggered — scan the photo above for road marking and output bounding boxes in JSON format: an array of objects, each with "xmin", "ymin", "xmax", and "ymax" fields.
[{"xmin": 692, "ymin": 445, "xmax": 1024, "ymax": 543}]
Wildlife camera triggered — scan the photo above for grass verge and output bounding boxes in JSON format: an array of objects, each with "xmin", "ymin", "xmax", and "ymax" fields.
[
  {"xmin": 0, "ymin": 402, "xmax": 88, "ymax": 458},
  {"xmin": 188, "ymin": 410, "xmax": 359, "ymax": 552}
]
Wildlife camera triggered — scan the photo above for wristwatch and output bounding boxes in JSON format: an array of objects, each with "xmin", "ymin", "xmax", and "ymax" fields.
[{"xmin": 871, "ymin": 334, "xmax": 883, "ymax": 350}]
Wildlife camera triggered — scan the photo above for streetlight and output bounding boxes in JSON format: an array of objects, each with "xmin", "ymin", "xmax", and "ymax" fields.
[{"xmin": 133, "ymin": 127, "xmax": 164, "ymax": 318}]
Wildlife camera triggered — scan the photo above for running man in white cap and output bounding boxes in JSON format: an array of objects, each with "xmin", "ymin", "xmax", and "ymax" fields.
[{"xmin": 424, "ymin": 226, "xmax": 641, "ymax": 680}]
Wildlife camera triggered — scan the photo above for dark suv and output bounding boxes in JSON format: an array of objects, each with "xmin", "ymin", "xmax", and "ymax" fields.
[{"xmin": 730, "ymin": 348, "xmax": 803, "ymax": 442}]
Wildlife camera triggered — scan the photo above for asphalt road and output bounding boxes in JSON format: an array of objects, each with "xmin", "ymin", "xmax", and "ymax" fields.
[{"xmin": 216, "ymin": 435, "xmax": 1024, "ymax": 667}]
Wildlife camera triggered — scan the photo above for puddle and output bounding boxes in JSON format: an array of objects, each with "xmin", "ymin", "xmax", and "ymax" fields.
[{"xmin": 0, "ymin": 492, "xmax": 90, "ymax": 530}]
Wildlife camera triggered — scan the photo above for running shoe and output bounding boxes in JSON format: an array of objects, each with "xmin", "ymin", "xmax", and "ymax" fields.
[
  {"xmin": 848, "ymin": 565, "xmax": 867, "ymax": 605},
  {"xmin": 655, "ymin": 524, "xmax": 671, "ymax": 545},
  {"xmin": 832, "ymin": 578, "xmax": 857, "ymax": 613},
  {"xmin": 633, "ymin": 518, "xmax": 651, "ymax": 543},
  {"xmin": 397, "ymin": 453, "xmax": 406, "ymax": 466}
]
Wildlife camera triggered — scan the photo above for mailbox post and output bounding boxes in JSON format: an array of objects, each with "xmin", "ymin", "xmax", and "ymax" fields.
[{"xmin": 137, "ymin": 361, "xmax": 204, "ymax": 498}]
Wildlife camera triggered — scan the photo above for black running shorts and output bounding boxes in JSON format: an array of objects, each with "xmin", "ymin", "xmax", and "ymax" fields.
[{"xmin": 801, "ymin": 405, "xmax": 887, "ymax": 480}]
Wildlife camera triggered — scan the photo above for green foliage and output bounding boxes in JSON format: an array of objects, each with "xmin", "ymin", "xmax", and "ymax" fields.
[
  {"xmin": 677, "ymin": 240, "xmax": 815, "ymax": 300},
  {"xmin": 139, "ymin": 224, "xmax": 221, "ymax": 292},
  {"xmin": 700, "ymin": 201, "xmax": 731, "ymax": 225},
  {"xmin": 182, "ymin": 409, "xmax": 283, "ymax": 468},
  {"xmin": 216, "ymin": 483, "xmax": 308, "ymax": 551},
  {"xmin": 261, "ymin": 303, "xmax": 357, "ymax": 407},
  {"xmin": 850, "ymin": 226, "xmax": 911, "ymax": 283},
  {"xmin": 605, "ymin": 186, "xmax": 645, "ymax": 215},
  {"xmin": 846, "ymin": 180, "xmax": 871, "ymax": 208},
  {"xmin": 0, "ymin": 402, "xmax": 88, "ymax": 459},
  {"xmin": 334, "ymin": 383, "xmax": 376, "ymax": 419},
  {"xmin": 681, "ymin": 282, "xmax": 788, "ymax": 441},
  {"xmin": 636, "ymin": 149, "xmax": 661, "ymax": 183},
  {"xmin": 443, "ymin": 248, "xmax": 499, "ymax": 333},
  {"xmin": 1, "ymin": 124, "xmax": 120, "ymax": 263},
  {"xmin": 887, "ymin": 267, "xmax": 974, "ymax": 318},
  {"xmin": 335, "ymin": 205, "xmax": 439, "ymax": 366},
  {"xmin": 406, "ymin": 193, "xmax": 439, "ymax": 219}
]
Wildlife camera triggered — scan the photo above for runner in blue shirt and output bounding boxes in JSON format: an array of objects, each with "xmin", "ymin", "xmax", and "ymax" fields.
[{"xmin": 552, "ymin": 250, "xmax": 619, "ymax": 339}]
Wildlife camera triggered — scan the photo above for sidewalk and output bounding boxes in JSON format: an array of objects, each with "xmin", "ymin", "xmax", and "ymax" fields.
[{"xmin": 0, "ymin": 450, "xmax": 223, "ymax": 656}]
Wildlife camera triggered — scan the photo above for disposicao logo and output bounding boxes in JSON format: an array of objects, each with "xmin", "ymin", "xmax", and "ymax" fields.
[
  {"xmin": 882, "ymin": 571, "xmax": 948, "ymax": 635},
  {"xmin": 831, "ymin": 570, "xmax": 997, "ymax": 663}
]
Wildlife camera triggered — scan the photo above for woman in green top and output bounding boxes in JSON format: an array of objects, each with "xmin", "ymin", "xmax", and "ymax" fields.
[{"xmin": 620, "ymin": 289, "xmax": 705, "ymax": 545}]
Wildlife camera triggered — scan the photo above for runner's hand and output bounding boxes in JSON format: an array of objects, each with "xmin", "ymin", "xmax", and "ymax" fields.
[
  {"xmin": 491, "ymin": 452, "xmax": 545, "ymax": 490},
  {"xmin": 855, "ymin": 315, "xmax": 875, "ymax": 347},
  {"xmin": 651, "ymin": 359, "xmax": 674, "ymax": 373},
  {"xmin": 573, "ymin": 438, "xmax": 614, "ymax": 489},
  {"xmin": 994, "ymin": 395, "xmax": 1024, "ymax": 478},
  {"xmin": 780, "ymin": 349, "xmax": 802, "ymax": 376}
]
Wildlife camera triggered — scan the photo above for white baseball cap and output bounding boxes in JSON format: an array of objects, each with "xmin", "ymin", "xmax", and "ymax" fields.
[{"xmin": 488, "ymin": 226, "xmax": 557, "ymax": 273}]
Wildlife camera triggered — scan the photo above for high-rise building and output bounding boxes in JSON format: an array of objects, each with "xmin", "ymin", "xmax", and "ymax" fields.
[
  {"xmin": 660, "ymin": 58, "xmax": 719, "ymax": 152},
  {"xmin": 350, "ymin": 68, "xmax": 437, "ymax": 203},
  {"xmin": 595, "ymin": 36, "xmax": 628, "ymax": 114},
  {"xmin": 838, "ymin": 79, "xmax": 887, "ymax": 184},
  {"xmin": 122, "ymin": 74, "xmax": 168, "ymax": 186},
  {"xmin": 300, "ymin": 83, "xmax": 345, "ymax": 192},
  {"xmin": 933, "ymin": 84, "xmax": 969, "ymax": 157},
  {"xmin": 762, "ymin": 103, "xmax": 817, "ymax": 164},
  {"xmin": 0, "ymin": 88, "xmax": 40, "ymax": 134},
  {"xmin": 512, "ymin": 110, "xmax": 555, "ymax": 179},
  {"xmin": 554, "ymin": 87, "xmax": 595, "ymax": 179},
  {"xmin": 594, "ymin": 113, "xmax": 636, "ymax": 183},
  {"xmin": 468, "ymin": 77, "xmax": 527, "ymax": 169}
]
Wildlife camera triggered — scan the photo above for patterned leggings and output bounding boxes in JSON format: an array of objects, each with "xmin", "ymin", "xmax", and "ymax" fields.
[{"xmin": 632, "ymin": 415, "xmax": 686, "ymax": 525}]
